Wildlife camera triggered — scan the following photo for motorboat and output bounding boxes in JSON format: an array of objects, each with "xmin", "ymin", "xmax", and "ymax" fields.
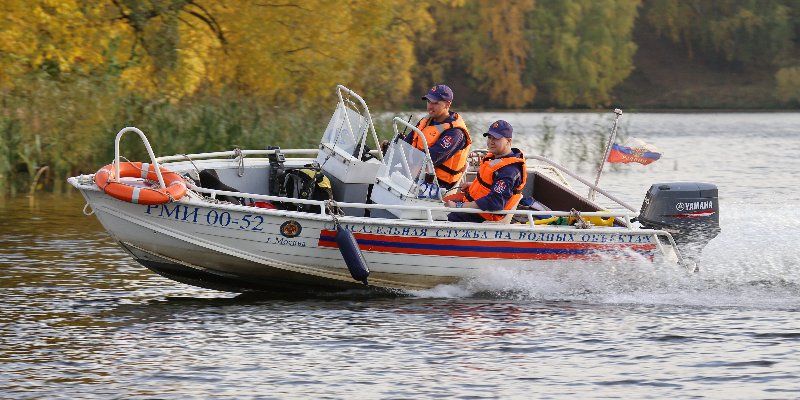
[{"xmin": 68, "ymin": 85, "xmax": 721, "ymax": 293}]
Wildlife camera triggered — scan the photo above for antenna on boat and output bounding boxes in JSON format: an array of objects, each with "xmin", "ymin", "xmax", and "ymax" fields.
[
  {"xmin": 397, "ymin": 114, "xmax": 413, "ymax": 142},
  {"xmin": 589, "ymin": 108, "xmax": 623, "ymax": 201}
]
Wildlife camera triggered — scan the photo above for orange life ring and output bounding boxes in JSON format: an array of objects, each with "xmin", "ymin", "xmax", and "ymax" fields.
[{"xmin": 94, "ymin": 162, "xmax": 187, "ymax": 205}]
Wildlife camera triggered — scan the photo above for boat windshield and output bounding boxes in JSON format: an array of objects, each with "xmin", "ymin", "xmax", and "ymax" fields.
[
  {"xmin": 382, "ymin": 138, "xmax": 429, "ymax": 187},
  {"xmin": 320, "ymin": 102, "xmax": 369, "ymax": 156}
]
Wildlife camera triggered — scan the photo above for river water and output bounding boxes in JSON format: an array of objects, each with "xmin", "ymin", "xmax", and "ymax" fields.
[{"xmin": 1, "ymin": 113, "xmax": 799, "ymax": 398}]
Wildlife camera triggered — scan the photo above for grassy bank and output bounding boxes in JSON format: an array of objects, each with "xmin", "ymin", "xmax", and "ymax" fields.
[{"xmin": 0, "ymin": 75, "xmax": 336, "ymax": 195}]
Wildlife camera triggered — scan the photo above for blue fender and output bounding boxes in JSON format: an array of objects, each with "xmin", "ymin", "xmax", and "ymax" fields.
[{"xmin": 335, "ymin": 225, "xmax": 370, "ymax": 285}]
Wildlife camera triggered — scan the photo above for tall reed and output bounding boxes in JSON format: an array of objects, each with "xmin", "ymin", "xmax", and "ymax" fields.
[{"xmin": 0, "ymin": 75, "xmax": 331, "ymax": 194}]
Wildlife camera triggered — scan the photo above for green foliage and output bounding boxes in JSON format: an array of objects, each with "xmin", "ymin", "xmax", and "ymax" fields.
[
  {"xmin": 458, "ymin": 0, "xmax": 537, "ymax": 108},
  {"xmin": 0, "ymin": 117, "xmax": 19, "ymax": 193},
  {"xmin": 412, "ymin": 0, "xmax": 638, "ymax": 108},
  {"xmin": 117, "ymin": 94, "xmax": 328, "ymax": 160},
  {"xmin": 775, "ymin": 67, "xmax": 800, "ymax": 103},
  {"xmin": 0, "ymin": 75, "xmax": 329, "ymax": 194},
  {"xmin": 644, "ymin": 0, "xmax": 795, "ymax": 67},
  {"xmin": 529, "ymin": 0, "xmax": 639, "ymax": 107},
  {"xmin": 0, "ymin": 71, "xmax": 121, "ymax": 193}
]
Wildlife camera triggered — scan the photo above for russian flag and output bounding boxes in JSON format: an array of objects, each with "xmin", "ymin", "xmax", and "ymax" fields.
[{"xmin": 607, "ymin": 138, "xmax": 661, "ymax": 165}]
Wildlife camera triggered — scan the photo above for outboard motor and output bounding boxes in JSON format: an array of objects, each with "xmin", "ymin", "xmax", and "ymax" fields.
[{"xmin": 638, "ymin": 182, "xmax": 720, "ymax": 265}]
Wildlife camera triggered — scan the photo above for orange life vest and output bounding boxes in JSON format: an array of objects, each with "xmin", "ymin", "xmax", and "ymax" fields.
[
  {"xmin": 463, "ymin": 151, "xmax": 527, "ymax": 221},
  {"xmin": 410, "ymin": 112, "xmax": 472, "ymax": 186}
]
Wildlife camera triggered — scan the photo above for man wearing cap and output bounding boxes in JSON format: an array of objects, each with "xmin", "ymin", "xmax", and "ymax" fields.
[
  {"xmin": 444, "ymin": 120, "xmax": 527, "ymax": 223},
  {"xmin": 405, "ymin": 84, "xmax": 472, "ymax": 189}
]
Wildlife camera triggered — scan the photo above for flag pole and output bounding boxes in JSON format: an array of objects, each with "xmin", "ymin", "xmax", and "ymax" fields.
[{"xmin": 589, "ymin": 108, "xmax": 623, "ymax": 201}]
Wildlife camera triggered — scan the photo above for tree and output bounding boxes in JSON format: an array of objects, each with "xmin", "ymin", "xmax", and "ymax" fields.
[
  {"xmin": 528, "ymin": 0, "xmax": 639, "ymax": 107},
  {"xmin": 0, "ymin": 0, "xmax": 125, "ymax": 87},
  {"xmin": 776, "ymin": 66, "xmax": 800, "ymax": 103},
  {"xmin": 459, "ymin": 0, "xmax": 537, "ymax": 108},
  {"xmin": 643, "ymin": 0, "xmax": 795, "ymax": 68}
]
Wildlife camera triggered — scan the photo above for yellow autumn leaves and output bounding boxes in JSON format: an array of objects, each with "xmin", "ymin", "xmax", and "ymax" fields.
[
  {"xmin": 2, "ymin": 1, "xmax": 798, "ymax": 109},
  {"xmin": 0, "ymin": 1, "xmax": 426, "ymax": 105}
]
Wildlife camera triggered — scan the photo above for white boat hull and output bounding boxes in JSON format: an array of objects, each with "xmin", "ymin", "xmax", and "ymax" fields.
[{"xmin": 76, "ymin": 184, "xmax": 666, "ymax": 292}]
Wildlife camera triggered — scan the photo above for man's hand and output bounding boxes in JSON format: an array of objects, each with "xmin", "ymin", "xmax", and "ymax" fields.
[
  {"xmin": 445, "ymin": 200, "xmax": 473, "ymax": 209},
  {"xmin": 459, "ymin": 181, "xmax": 471, "ymax": 191}
]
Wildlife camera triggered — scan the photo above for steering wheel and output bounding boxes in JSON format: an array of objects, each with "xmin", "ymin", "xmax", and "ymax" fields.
[{"xmin": 353, "ymin": 144, "xmax": 376, "ymax": 162}]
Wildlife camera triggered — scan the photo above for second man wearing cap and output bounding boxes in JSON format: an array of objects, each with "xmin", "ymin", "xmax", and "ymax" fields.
[
  {"xmin": 444, "ymin": 120, "xmax": 527, "ymax": 223},
  {"xmin": 406, "ymin": 84, "xmax": 473, "ymax": 189}
]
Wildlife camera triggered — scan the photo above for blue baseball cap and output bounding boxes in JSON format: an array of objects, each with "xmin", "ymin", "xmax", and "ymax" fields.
[
  {"xmin": 484, "ymin": 120, "xmax": 513, "ymax": 139},
  {"xmin": 422, "ymin": 84, "xmax": 454, "ymax": 102}
]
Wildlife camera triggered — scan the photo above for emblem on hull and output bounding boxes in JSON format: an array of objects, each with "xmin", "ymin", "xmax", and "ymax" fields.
[{"xmin": 280, "ymin": 220, "xmax": 302, "ymax": 238}]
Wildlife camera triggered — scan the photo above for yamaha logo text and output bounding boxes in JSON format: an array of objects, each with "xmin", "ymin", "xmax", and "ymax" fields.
[{"xmin": 675, "ymin": 200, "xmax": 712, "ymax": 212}]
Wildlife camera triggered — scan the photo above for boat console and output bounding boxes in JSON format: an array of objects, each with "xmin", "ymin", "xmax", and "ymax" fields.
[
  {"xmin": 369, "ymin": 118, "xmax": 451, "ymax": 220},
  {"xmin": 314, "ymin": 86, "xmax": 383, "ymax": 216}
]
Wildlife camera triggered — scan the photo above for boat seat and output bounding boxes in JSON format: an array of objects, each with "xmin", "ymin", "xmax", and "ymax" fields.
[{"xmin": 198, "ymin": 169, "xmax": 244, "ymax": 204}]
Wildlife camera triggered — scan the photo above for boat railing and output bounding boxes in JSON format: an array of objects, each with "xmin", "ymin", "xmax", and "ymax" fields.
[
  {"xmin": 157, "ymin": 148, "xmax": 635, "ymax": 211},
  {"xmin": 652, "ymin": 231, "xmax": 684, "ymax": 266},
  {"xmin": 381, "ymin": 117, "xmax": 441, "ymax": 199},
  {"xmin": 333, "ymin": 85, "xmax": 383, "ymax": 162},
  {"xmin": 114, "ymin": 127, "xmax": 168, "ymax": 189},
  {"xmin": 158, "ymin": 148, "xmax": 633, "ymax": 205},
  {"xmin": 187, "ymin": 183, "xmax": 639, "ymax": 226},
  {"xmin": 525, "ymin": 155, "xmax": 638, "ymax": 212},
  {"xmin": 390, "ymin": 117, "xmax": 436, "ymax": 177},
  {"xmin": 156, "ymin": 149, "xmax": 323, "ymax": 163}
]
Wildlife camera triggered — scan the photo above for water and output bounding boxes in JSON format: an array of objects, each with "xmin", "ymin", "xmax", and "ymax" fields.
[{"xmin": 2, "ymin": 113, "xmax": 799, "ymax": 398}]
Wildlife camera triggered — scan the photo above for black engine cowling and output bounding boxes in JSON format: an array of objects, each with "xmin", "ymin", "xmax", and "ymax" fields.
[{"xmin": 638, "ymin": 182, "xmax": 720, "ymax": 263}]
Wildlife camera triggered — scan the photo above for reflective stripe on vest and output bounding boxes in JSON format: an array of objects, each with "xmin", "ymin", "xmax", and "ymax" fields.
[
  {"xmin": 464, "ymin": 151, "xmax": 527, "ymax": 221},
  {"xmin": 411, "ymin": 112, "xmax": 472, "ymax": 185}
]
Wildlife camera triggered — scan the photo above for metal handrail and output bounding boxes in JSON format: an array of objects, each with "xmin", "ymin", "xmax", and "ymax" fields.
[
  {"xmin": 114, "ymin": 127, "xmax": 166, "ymax": 189},
  {"xmin": 334, "ymin": 85, "xmax": 383, "ymax": 161},
  {"xmin": 72, "ymin": 175, "xmax": 673, "ymax": 247},
  {"xmin": 156, "ymin": 149, "xmax": 320, "ymax": 163},
  {"xmin": 391, "ymin": 117, "xmax": 437, "ymax": 177},
  {"xmin": 526, "ymin": 155, "xmax": 637, "ymax": 212},
  {"xmin": 187, "ymin": 183, "xmax": 638, "ymax": 223},
  {"xmin": 388, "ymin": 117, "xmax": 442, "ymax": 199},
  {"xmin": 381, "ymin": 134, "xmax": 412, "ymax": 179},
  {"xmin": 158, "ymin": 148, "xmax": 635, "ymax": 212},
  {"xmin": 156, "ymin": 149, "xmax": 384, "ymax": 164},
  {"xmin": 157, "ymin": 146, "xmax": 636, "ymax": 213}
]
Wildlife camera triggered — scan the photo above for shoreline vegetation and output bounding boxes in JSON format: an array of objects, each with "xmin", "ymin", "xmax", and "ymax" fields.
[{"xmin": 1, "ymin": 0, "xmax": 798, "ymax": 194}]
